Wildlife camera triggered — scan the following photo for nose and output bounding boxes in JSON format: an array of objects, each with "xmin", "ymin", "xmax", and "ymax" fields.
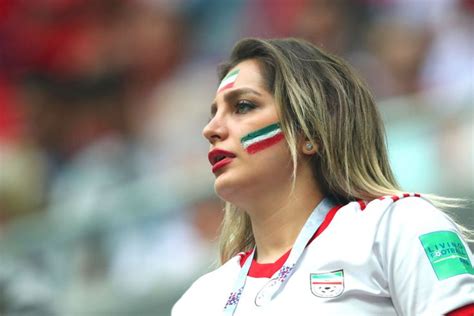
[{"xmin": 202, "ymin": 114, "xmax": 228, "ymax": 145}]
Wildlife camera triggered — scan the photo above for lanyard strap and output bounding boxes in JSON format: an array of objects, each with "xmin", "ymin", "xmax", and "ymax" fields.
[{"xmin": 223, "ymin": 198, "xmax": 335, "ymax": 315}]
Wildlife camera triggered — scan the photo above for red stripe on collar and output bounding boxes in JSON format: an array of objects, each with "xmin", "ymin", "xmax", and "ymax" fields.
[{"xmin": 240, "ymin": 204, "xmax": 343, "ymax": 278}]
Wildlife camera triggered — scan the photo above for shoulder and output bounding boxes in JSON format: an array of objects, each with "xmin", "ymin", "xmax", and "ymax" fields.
[
  {"xmin": 366, "ymin": 196, "xmax": 474, "ymax": 315},
  {"xmin": 171, "ymin": 255, "xmax": 241, "ymax": 316},
  {"xmin": 345, "ymin": 194, "xmax": 457, "ymax": 229},
  {"xmin": 329, "ymin": 195, "xmax": 464, "ymax": 255},
  {"xmin": 377, "ymin": 195, "xmax": 459, "ymax": 233},
  {"xmin": 331, "ymin": 195, "xmax": 449, "ymax": 231},
  {"xmin": 370, "ymin": 195, "xmax": 466, "ymax": 259},
  {"xmin": 353, "ymin": 194, "xmax": 464, "ymax": 247}
]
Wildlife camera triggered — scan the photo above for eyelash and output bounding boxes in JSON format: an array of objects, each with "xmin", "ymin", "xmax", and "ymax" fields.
[
  {"xmin": 234, "ymin": 100, "xmax": 256, "ymax": 114},
  {"xmin": 207, "ymin": 100, "xmax": 256, "ymax": 122}
]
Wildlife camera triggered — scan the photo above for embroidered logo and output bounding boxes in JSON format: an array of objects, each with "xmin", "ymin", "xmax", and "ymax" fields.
[
  {"xmin": 310, "ymin": 270, "xmax": 344, "ymax": 298},
  {"xmin": 419, "ymin": 230, "xmax": 474, "ymax": 280},
  {"xmin": 224, "ymin": 287, "xmax": 243, "ymax": 310}
]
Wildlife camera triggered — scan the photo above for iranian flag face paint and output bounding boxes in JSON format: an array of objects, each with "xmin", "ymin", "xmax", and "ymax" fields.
[
  {"xmin": 241, "ymin": 123, "xmax": 284, "ymax": 154},
  {"xmin": 217, "ymin": 69, "xmax": 240, "ymax": 93}
]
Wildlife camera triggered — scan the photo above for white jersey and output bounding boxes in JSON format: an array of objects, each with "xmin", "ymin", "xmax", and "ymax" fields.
[{"xmin": 172, "ymin": 195, "xmax": 474, "ymax": 316}]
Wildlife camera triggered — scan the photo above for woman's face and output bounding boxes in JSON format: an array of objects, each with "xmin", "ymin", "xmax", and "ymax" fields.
[{"xmin": 203, "ymin": 59, "xmax": 293, "ymax": 205}]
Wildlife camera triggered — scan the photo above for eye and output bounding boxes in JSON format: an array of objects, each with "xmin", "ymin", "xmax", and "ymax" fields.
[{"xmin": 235, "ymin": 100, "xmax": 256, "ymax": 114}]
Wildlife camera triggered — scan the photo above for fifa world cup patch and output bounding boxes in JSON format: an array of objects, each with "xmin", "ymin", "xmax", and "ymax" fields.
[
  {"xmin": 419, "ymin": 230, "xmax": 474, "ymax": 280},
  {"xmin": 310, "ymin": 270, "xmax": 344, "ymax": 298}
]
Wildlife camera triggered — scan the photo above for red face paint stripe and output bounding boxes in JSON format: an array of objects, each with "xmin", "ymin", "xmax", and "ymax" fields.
[
  {"xmin": 311, "ymin": 282, "xmax": 343, "ymax": 285},
  {"xmin": 217, "ymin": 81, "xmax": 235, "ymax": 93},
  {"xmin": 223, "ymin": 68, "xmax": 239, "ymax": 80},
  {"xmin": 246, "ymin": 133, "xmax": 284, "ymax": 154},
  {"xmin": 241, "ymin": 123, "xmax": 281, "ymax": 143}
]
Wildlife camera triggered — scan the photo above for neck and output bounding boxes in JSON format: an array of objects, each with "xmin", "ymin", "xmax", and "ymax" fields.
[{"xmin": 246, "ymin": 172, "xmax": 323, "ymax": 264}]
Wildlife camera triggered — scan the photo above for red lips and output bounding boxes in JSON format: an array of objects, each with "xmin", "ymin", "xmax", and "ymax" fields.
[{"xmin": 208, "ymin": 149, "xmax": 236, "ymax": 173}]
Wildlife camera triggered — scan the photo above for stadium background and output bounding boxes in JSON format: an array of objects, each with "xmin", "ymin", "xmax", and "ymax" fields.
[{"xmin": 0, "ymin": 0, "xmax": 472, "ymax": 315}]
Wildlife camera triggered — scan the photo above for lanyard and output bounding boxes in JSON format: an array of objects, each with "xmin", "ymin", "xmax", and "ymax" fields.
[{"xmin": 223, "ymin": 198, "xmax": 335, "ymax": 315}]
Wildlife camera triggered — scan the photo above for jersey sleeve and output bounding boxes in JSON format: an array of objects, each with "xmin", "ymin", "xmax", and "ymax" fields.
[
  {"xmin": 171, "ymin": 256, "xmax": 240, "ymax": 316},
  {"xmin": 375, "ymin": 197, "xmax": 474, "ymax": 316},
  {"xmin": 171, "ymin": 279, "xmax": 199, "ymax": 316},
  {"xmin": 171, "ymin": 272, "xmax": 223, "ymax": 316}
]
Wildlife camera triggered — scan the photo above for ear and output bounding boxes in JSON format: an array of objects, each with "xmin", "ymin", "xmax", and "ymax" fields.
[{"xmin": 301, "ymin": 139, "xmax": 318, "ymax": 155}]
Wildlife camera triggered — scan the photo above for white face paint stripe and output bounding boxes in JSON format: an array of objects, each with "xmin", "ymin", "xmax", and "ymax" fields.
[
  {"xmin": 217, "ymin": 69, "xmax": 239, "ymax": 92},
  {"xmin": 241, "ymin": 128, "xmax": 282, "ymax": 149}
]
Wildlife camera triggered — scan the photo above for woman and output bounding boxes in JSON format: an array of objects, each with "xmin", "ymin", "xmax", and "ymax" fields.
[{"xmin": 172, "ymin": 38, "xmax": 473, "ymax": 315}]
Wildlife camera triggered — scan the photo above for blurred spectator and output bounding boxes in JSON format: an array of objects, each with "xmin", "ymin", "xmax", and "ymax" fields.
[
  {"xmin": 0, "ymin": 78, "xmax": 24, "ymax": 141},
  {"xmin": 0, "ymin": 0, "xmax": 189, "ymax": 220},
  {"xmin": 420, "ymin": 0, "xmax": 473, "ymax": 104},
  {"xmin": 109, "ymin": 195, "xmax": 223, "ymax": 296},
  {"xmin": 0, "ymin": 0, "xmax": 472, "ymax": 315},
  {"xmin": 292, "ymin": 0, "xmax": 368, "ymax": 56},
  {"xmin": 363, "ymin": 17, "xmax": 431, "ymax": 99},
  {"xmin": 0, "ymin": 141, "xmax": 46, "ymax": 224},
  {"xmin": 0, "ymin": 77, "xmax": 46, "ymax": 223},
  {"xmin": 0, "ymin": 0, "xmax": 196, "ymax": 315},
  {"xmin": 239, "ymin": 0, "xmax": 307, "ymax": 38}
]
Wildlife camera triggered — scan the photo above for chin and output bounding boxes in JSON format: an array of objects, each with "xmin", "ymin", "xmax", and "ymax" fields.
[
  {"xmin": 213, "ymin": 173, "xmax": 247, "ymax": 205},
  {"xmin": 214, "ymin": 176, "xmax": 235, "ymax": 202}
]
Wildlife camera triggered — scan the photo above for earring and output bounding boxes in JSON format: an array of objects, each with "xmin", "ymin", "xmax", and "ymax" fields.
[{"xmin": 305, "ymin": 142, "xmax": 313, "ymax": 150}]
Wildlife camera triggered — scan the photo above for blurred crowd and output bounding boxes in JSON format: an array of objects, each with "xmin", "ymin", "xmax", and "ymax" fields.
[{"xmin": 0, "ymin": 0, "xmax": 472, "ymax": 315}]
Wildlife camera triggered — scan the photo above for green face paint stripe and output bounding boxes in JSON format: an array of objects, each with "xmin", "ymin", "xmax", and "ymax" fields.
[
  {"xmin": 241, "ymin": 123, "xmax": 281, "ymax": 144},
  {"xmin": 311, "ymin": 271, "xmax": 343, "ymax": 279},
  {"xmin": 223, "ymin": 69, "xmax": 239, "ymax": 81},
  {"xmin": 419, "ymin": 230, "xmax": 474, "ymax": 280},
  {"xmin": 217, "ymin": 69, "xmax": 240, "ymax": 92},
  {"xmin": 244, "ymin": 133, "xmax": 284, "ymax": 154},
  {"xmin": 242, "ymin": 128, "xmax": 282, "ymax": 148}
]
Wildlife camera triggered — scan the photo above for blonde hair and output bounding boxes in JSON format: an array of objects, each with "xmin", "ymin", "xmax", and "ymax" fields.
[{"xmin": 216, "ymin": 38, "xmax": 470, "ymax": 264}]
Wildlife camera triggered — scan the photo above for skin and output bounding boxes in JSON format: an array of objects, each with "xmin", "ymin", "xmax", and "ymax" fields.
[{"xmin": 203, "ymin": 59, "xmax": 323, "ymax": 264}]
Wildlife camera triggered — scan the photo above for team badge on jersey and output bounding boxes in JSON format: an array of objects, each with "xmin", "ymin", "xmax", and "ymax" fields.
[{"xmin": 310, "ymin": 270, "xmax": 344, "ymax": 298}]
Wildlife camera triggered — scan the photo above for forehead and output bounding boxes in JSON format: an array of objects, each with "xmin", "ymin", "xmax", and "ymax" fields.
[
  {"xmin": 222, "ymin": 59, "xmax": 265, "ymax": 91},
  {"xmin": 211, "ymin": 59, "xmax": 270, "ymax": 114}
]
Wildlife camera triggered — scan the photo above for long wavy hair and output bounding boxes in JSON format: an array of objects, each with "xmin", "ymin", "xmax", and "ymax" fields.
[{"xmin": 215, "ymin": 38, "xmax": 469, "ymax": 264}]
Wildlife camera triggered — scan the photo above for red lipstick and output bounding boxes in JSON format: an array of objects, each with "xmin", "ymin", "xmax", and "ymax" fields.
[{"xmin": 208, "ymin": 149, "xmax": 236, "ymax": 173}]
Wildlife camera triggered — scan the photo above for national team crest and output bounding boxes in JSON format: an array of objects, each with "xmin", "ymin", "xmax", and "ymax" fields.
[{"xmin": 310, "ymin": 270, "xmax": 344, "ymax": 298}]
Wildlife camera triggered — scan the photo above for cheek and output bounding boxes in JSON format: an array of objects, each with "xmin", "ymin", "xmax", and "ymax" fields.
[
  {"xmin": 214, "ymin": 143, "xmax": 293, "ymax": 202},
  {"xmin": 244, "ymin": 133, "xmax": 284, "ymax": 154},
  {"xmin": 262, "ymin": 144, "xmax": 293, "ymax": 169},
  {"xmin": 245, "ymin": 141, "xmax": 294, "ymax": 180},
  {"xmin": 240, "ymin": 123, "xmax": 284, "ymax": 154}
]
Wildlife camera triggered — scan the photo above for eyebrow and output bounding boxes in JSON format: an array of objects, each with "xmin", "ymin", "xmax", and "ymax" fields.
[{"xmin": 210, "ymin": 88, "xmax": 263, "ymax": 115}]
